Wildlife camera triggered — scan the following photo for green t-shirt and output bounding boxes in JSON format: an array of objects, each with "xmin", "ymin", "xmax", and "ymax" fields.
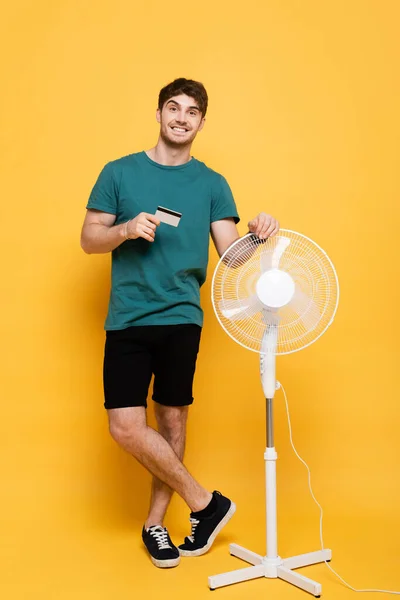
[{"xmin": 86, "ymin": 151, "xmax": 240, "ymax": 330}]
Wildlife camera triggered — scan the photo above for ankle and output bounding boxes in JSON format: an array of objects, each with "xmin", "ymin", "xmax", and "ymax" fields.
[
  {"xmin": 145, "ymin": 519, "xmax": 163, "ymax": 529},
  {"xmin": 189, "ymin": 491, "xmax": 213, "ymax": 513}
]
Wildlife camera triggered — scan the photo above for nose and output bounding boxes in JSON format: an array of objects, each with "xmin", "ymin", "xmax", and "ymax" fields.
[{"xmin": 175, "ymin": 110, "xmax": 187, "ymax": 124}]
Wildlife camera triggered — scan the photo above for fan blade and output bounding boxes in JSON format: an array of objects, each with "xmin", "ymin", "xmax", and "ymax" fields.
[
  {"xmin": 219, "ymin": 295, "xmax": 263, "ymax": 321},
  {"xmin": 260, "ymin": 236, "xmax": 291, "ymax": 272},
  {"xmin": 289, "ymin": 288, "xmax": 320, "ymax": 330},
  {"xmin": 262, "ymin": 308, "xmax": 280, "ymax": 327}
]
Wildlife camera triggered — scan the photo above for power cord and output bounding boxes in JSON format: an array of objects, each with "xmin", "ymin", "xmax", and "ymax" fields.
[{"xmin": 279, "ymin": 382, "xmax": 400, "ymax": 596}]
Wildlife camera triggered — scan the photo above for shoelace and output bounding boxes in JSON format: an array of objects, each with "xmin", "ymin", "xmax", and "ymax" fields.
[
  {"xmin": 188, "ymin": 517, "xmax": 200, "ymax": 543},
  {"xmin": 148, "ymin": 526, "xmax": 171, "ymax": 550}
]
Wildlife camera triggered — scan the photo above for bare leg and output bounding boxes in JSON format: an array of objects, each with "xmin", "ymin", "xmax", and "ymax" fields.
[
  {"xmin": 108, "ymin": 407, "xmax": 212, "ymax": 515},
  {"xmin": 145, "ymin": 404, "xmax": 188, "ymax": 528}
]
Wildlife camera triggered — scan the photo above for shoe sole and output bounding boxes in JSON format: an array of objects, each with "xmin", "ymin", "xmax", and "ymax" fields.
[
  {"xmin": 178, "ymin": 501, "xmax": 236, "ymax": 557},
  {"xmin": 150, "ymin": 556, "xmax": 181, "ymax": 568}
]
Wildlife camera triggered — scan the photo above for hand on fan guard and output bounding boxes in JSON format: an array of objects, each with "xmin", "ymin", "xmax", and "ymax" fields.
[{"xmin": 248, "ymin": 213, "xmax": 280, "ymax": 239}]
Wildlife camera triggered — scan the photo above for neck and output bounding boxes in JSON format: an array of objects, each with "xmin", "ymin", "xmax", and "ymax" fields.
[{"xmin": 146, "ymin": 139, "xmax": 192, "ymax": 166}]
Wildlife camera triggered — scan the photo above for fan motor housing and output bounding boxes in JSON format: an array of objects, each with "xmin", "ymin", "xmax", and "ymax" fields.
[{"xmin": 256, "ymin": 269, "xmax": 295, "ymax": 308}]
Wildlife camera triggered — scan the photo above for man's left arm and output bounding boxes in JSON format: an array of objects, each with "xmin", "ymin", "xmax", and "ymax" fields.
[{"xmin": 211, "ymin": 213, "xmax": 280, "ymax": 258}]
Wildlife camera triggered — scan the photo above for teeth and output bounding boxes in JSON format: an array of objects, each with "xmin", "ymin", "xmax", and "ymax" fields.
[{"xmin": 172, "ymin": 127, "xmax": 186, "ymax": 132}]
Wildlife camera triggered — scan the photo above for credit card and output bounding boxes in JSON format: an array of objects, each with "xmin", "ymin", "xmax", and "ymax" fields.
[{"xmin": 155, "ymin": 206, "xmax": 182, "ymax": 227}]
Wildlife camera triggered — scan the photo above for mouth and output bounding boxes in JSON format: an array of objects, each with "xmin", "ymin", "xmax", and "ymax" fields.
[{"xmin": 170, "ymin": 126, "xmax": 189, "ymax": 135}]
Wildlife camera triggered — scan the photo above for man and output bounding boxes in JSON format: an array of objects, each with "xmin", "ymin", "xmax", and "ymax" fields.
[{"xmin": 80, "ymin": 78, "xmax": 279, "ymax": 569}]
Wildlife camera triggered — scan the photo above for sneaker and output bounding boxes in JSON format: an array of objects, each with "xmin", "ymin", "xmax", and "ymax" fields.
[
  {"xmin": 178, "ymin": 491, "xmax": 236, "ymax": 557},
  {"xmin": 142, "ymin": 525, "xmax": 180, "ymax": 568}
]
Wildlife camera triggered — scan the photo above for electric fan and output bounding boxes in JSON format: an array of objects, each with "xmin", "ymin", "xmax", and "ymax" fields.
[{"xmin": 209, "ymin": 230, "xmax": 339, "ymax": 596}]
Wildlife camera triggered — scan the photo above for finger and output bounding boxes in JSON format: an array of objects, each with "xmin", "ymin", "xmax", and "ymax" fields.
[
  {"xmin": 269, "ymin": 226, "xmax": 280, "ymax": 238},
  {"xmin": 140, "ymin": 231, "xmax": 155, "ymax": 242},
  {"xmin": 140, "ymin": 216, "xmax": 157, "ymax": 229},
  {"xmin": 270, "ymin": 222, "xmax": 280, "ymax": 237},
  {"xmin": 259, "ymin": 219, "xmax": 272, "ymax": 238},
  {"xmin": 258, "ymin": 214, "xmax": 271, "ymax": 236},
  {"xmin": 142, "ymin": 225, "xmax": 155, "ymax": 237},
  {"xmin": 264, "ymin": 220, "xmax": 277, "ymax": 238},
  {"xmin": 253, "ymin": 219, "xmax": 264, "ymax": 236},
  {"xmin": 255, "ymin": 218, "xmax": 264, "ymax": 236},
  {"xmin": 146, "ymin": 214, "xmax": 161, "ymax": 227},
  {"xmin": 248, "ymin": 221, "xmax": 256, "ymax": 235},
  {"xmin": 143, "ymin": 220, "xmax": 157, "ymax": 231},
  {"xmin": 258, "ymin": 221, "xmax": 272, "ymax": 238}
]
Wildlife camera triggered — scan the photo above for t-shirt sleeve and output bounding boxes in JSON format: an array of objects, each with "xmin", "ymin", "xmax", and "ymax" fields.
[
  {"xmin": 86, "ymin": 162, "xmax": 118, "ymax": 214},
  {"xmin": 210, "ymin": 175, "xmax": 240, "ymax": 224}
]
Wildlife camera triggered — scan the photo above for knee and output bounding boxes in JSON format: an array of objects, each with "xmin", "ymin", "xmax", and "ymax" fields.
[
  {"xmin": 109, "ymin": 418, "xmax": 145, "ymax": 452},
  {"xmin": 156, "ymin": 406, "xmax": 188, "ymax": 441},
  {"xmin": 109, "ymin": 420, "xmax": 130, "ymax": 447}
]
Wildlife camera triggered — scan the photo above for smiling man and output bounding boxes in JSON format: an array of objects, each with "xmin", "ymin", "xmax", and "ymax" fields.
[{"xmin": 80, "ymin": 78, "xmax": 279, "ymax": 569}]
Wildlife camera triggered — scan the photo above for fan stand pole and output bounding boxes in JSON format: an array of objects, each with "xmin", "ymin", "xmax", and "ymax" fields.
[{"xmin": 208, "ymin": 348, "xmax": 331, "ymax": 596}]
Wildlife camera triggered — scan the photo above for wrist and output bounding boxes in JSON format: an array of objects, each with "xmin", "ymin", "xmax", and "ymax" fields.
[{"xmin": 123, "ymin": 219, "xmax": 131, "ymax": 240}]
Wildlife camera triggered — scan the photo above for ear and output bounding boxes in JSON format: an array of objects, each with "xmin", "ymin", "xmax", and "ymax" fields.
[
  {"xmin": 198, "ymin": 117, "xmax": 206, "ymax": 132},
  {"xmin": 156, "ymin": 108, "xmax": 161, "ymax": 124}
]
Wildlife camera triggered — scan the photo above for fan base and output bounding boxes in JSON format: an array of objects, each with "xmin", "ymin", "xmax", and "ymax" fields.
[{"xmin": 209, "ymin": 545, "xmax": 332, "ymax": 596}]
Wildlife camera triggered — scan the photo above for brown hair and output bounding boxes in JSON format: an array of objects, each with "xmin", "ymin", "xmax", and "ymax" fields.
[{"xmin": 158, "ymin": 78, "xmax": 208, "ymax": 117}]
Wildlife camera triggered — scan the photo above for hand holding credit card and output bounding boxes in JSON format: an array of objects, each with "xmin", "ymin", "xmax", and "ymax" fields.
[{"xmin": 125, "ymin": 207, "xmax": 181, "ymax": 243}]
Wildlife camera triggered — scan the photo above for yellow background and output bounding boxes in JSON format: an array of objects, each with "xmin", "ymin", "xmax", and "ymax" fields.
[{"xmin": 1, "ymin": 1, "xmax": 399, "ymax": 598}]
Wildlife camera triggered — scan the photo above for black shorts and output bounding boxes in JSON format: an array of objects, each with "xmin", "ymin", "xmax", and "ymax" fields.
[{"xmin": 103, "ymin": 324, "xmax": 202, "ymax": 409}]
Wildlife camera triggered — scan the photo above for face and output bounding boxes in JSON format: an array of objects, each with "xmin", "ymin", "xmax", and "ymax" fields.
[{"xmin": 157, "ymin": 94, "xmax": 205, "ymax": 148}]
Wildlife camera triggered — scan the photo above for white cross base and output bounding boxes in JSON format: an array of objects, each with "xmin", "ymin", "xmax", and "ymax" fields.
[{"xmin": 209, "ymin": 544, "xmax": 332, "ymax": 597}]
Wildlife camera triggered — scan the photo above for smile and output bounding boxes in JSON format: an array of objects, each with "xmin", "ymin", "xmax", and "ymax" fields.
[{"xmin": 170, "ymin": 126, "xmax": 189, "ymax": 133}]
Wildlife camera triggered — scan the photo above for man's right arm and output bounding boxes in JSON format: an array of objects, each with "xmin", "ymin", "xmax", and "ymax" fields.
[
  {"xmin": 80, "ymin": 209, "xmax": 123, "ymax": 254},
  {"xmin": 80, "ymin": 209, "xmax": 160, "ymax": 254}
]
